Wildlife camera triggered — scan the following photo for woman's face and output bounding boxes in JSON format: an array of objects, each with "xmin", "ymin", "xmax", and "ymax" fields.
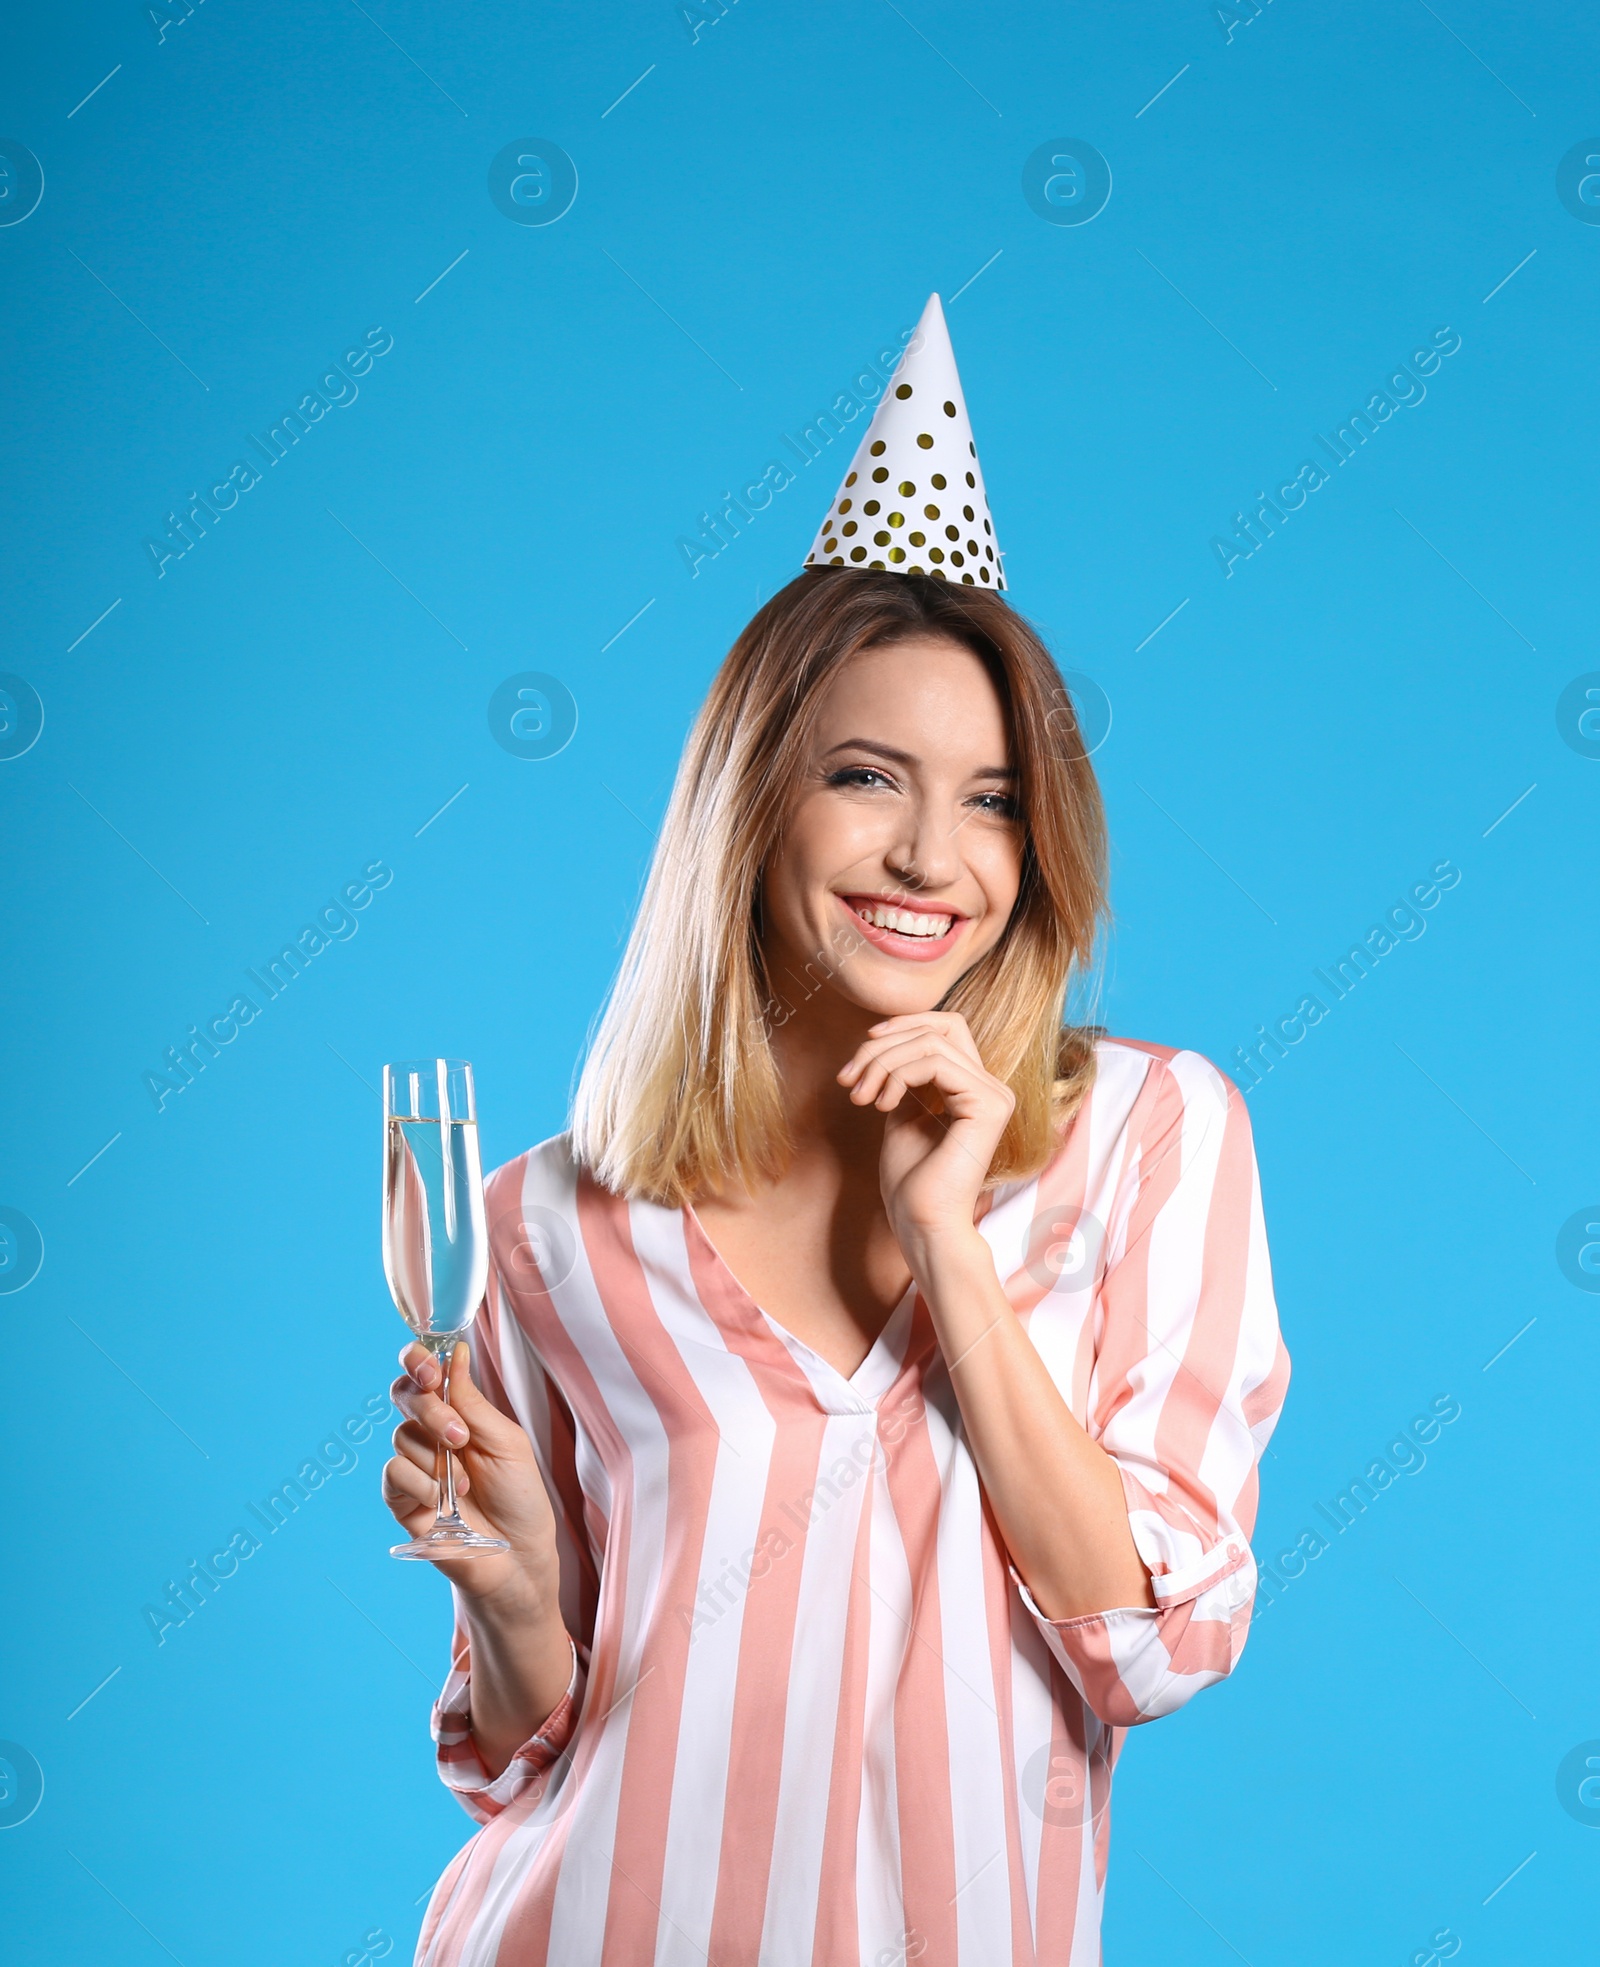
[{"xmin": 760, "ymin": 634, "xmax": 1025, "ymax": 1023}]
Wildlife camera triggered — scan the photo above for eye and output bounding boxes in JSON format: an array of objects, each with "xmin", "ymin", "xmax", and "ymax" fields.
[
  {"xmin": 969, "ymin": 789, "xmax": 1021, "ymax": 819},
  {"xmin": 826, "ymin": 765, "xmax": 898, "ymax": 791}
]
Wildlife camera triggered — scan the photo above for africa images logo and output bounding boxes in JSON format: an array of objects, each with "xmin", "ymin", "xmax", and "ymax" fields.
[{"xmin": 1212, "ymin": 328, "xmax": 1462, "ymax": 576}]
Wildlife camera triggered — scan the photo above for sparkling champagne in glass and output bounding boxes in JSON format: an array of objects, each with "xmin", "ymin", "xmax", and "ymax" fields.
[{"xmin": 381, "ymin": 1058, "xmax": 509, "ymax": 1559}]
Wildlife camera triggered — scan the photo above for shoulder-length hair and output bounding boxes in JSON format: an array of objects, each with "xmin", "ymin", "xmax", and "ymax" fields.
[{"xmin": 571, "ymin": 567, "xmax": 1108, "ymax": 1206}]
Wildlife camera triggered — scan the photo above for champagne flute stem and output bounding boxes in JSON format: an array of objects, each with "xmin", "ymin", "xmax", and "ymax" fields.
[{"xmin": 436, "ymin": 1340, "xmax": 462, "ymax": 1526}]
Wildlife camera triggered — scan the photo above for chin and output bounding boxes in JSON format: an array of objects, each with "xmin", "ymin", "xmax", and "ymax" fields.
[{"xmin": 834, "ymin": 959, "xmax": 962, "ymax": 1018}]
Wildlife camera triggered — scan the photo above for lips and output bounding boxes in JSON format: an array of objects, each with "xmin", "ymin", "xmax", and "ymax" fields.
[{"xmin": 837, "ymin": 892, "xmax": 969, "ymax": 963}]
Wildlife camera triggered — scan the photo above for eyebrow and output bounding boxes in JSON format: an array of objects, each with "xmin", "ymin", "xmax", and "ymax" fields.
[{"xmin": 822, "ymin": 738, "xmax": 1017, "ymax": 779}]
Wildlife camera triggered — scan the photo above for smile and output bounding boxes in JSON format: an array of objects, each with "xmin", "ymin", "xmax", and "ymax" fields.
[{"xmin": 837, "ymin": 892, "xmax": 969, "ymax": 963}]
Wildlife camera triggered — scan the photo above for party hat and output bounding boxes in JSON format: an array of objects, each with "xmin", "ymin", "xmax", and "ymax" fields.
[{"xmin": 804, "ymin": 293, "xmax": 1003, "ymax": 588}]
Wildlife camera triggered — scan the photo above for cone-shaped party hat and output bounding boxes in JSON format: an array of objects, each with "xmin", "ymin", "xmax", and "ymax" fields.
[{"xmin": 804, "ymin": 293, "xmax": 1003, "ymax": 588}]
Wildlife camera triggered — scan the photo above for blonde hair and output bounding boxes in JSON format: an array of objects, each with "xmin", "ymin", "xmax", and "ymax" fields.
[{"xmin": 571, "ymin": 568, "xmax": 1108, "ymax": 1206}]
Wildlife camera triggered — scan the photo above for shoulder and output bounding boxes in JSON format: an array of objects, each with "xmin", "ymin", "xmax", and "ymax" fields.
[
  {"xmin": 480, "ymin": 1132, "xmax": 588, "ymax": 1305},
  {"xmin": 1078, "ymin": 1038, "xmax": 1243, "ymax": 1132},
  {"xmin": 483, "ymin": 1130, "xmax": 585, "ymax": 1223},
  {"xmin": 987, "ymin": 1035, "xmax": 1252, "ymax": 1237},
  {"xmin": 1049, "ymin": 1035, "xmax": 1253, "ymax": 1171}
]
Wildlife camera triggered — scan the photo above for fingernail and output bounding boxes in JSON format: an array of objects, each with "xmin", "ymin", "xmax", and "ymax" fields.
[{"xmin": 445, "ymin": 1421, "xmax": 468, "ymax": 1444}]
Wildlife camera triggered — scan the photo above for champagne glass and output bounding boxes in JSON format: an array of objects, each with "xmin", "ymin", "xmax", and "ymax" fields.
[{"xmin": 381, "ymin": 1058, "xmax": 509, "ymax": 1559}]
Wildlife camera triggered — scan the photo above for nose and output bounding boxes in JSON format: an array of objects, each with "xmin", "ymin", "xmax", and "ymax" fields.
[{"xmin": 885, "ymin": 795, "xmax": 963, "ymax": 894}]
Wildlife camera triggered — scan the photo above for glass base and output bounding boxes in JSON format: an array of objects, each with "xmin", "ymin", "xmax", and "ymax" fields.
[{"xmin": 391, "ymin": 1517, "xmax": 511, "ymax": 1561}]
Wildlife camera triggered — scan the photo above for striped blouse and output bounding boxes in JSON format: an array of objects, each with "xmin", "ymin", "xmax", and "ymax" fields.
[{"xmin": 416, "ymin": 1037, "xmax": 1289, "ymax": 1966}]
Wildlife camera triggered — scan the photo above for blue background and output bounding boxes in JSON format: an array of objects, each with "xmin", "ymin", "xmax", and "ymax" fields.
[{"xmin": 2, "ymin": 1, "xmax": 1596, "ymax": 1959}]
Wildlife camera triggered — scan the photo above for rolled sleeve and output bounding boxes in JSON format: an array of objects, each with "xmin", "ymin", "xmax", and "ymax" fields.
[
  {"xmin": 1012, "ymin": 1539, "xmax": 1256, "ymax": 1728},
  {"xmin": 1017, "ymin": 1050, "xmax": 1289, "ymax": 1727},
  {"xmin": 432, "ymin": 1630, "xmax": 585, "ymax": 1824}
]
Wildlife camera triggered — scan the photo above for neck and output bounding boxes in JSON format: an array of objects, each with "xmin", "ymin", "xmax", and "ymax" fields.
[{"xmin": 763, "ymin": 980, "xmax": 887, "ymax": 1183}]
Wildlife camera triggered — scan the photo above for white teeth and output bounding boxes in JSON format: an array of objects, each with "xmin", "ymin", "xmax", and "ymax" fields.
[{"xmin": 853, "ymin": 902, "xmax": 953, "ymax": 938}]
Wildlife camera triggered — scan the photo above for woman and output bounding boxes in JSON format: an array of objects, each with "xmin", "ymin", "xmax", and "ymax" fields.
[{"xmin": 387, "ymin": 298, "xmax": 1288, "ymax": 1965}]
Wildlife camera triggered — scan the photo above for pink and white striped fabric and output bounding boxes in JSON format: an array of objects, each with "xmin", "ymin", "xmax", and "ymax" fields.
[{"xmin": 416, "ymin": 1038, "xmax": 1289, "ymax": 1967}]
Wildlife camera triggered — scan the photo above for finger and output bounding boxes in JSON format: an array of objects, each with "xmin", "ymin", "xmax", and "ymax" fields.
[
  {"xmin": 393, "ymin": 1418, "xmax": 467, "ymax": 1477},
  {"xmin": 866, "ymin": 1011, "xmax": 965, "ymax": 1035},
  {"xmin": 868, "ymin": 1050, "xmax": 1005, "ymax": 1121},
  {"xmin": 875, "ymin": 1070, "xmax": 912, "ymax": 1113},
  {"xmin": 867, "ymin": 1033, "xmax": 994, "ymax": 1085},
  {"xmin": 382, "ymin": 1453, "xmax": 439, "ymax": 1521},
  {"xmin": 398, "ymin": 1342, "xmax": 442, "ymax": 1392},
  {"xmin": 844, "ymin": 1025, "xmax": 978, "ymax": 1078},
  {"xmin": 390, "ymin": 1344, "xmax": 449, "ymax": 1419},
  {"xmin": 847, "ymin": 1036, "xmax": 976, "ymax": 1107},
  {"xmin": 839, "ymin": 1023, "xmax": 945, "ymax": 1083},
  {"xmin": 391, "ymin": 1376, "xmax": 470, "ymax": 1448},
  {"xmin": 839, "ymin": 1030, "xmax": 949, "ymax": 1090},
  {"xmin": 937, "ymin": 1018, "xmax": 985, "ymax": 1068},
  {"xmin": 383, "ymin": 1449, "xmax": 436, "ymax": 1503},
  {"xmin": 861, "ymin": 1062, "xmax": 944, "ymax": 1115},
  {"xmin": 391, "ymin": 1424, "xmax": 472, "ymax": 1497},
  {"xmin": 869, "ymin": 1060, "xmax": 960, "ymax": 1116},
  {"xmin": 383, "ymin": 1452, "xmax": 472, "ymax": 1517},
  {"xmin": 867, "ymin": 1012, "xmax": 983, "ymax": 1064},
  {"xmin": 442, "ymin": 1342, "xmax": 519, "ymax": 1447},
  {"xmin": 390, "ymin": 1372, "xmax": 431, "ymax": 1422}
]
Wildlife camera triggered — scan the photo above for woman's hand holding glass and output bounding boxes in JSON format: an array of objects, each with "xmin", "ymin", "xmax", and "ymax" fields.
[{"xmin": 383, "ymin": 1341, "xmax": 563, "ymax": 1606}]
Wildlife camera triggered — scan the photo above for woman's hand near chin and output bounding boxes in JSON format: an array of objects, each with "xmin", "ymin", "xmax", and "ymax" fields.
[
  {"xmin": 384, "ymin": 1342, "xmax": 576, "ymax": 1775},
  {"xmin": 836, "ymin": 1009, "xmax": 1014, "ymax": 1267}
]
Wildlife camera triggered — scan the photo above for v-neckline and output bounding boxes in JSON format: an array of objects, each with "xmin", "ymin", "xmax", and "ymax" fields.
[{"xmin": 681, "ymin": 1201, "xmax": 921, "ymax": 1408}]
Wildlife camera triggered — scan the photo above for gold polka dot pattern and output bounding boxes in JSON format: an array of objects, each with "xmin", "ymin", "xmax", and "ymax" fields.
[{"xmin": 803, "ymin": 292, "xmax": 1005, "ymax": 589}]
